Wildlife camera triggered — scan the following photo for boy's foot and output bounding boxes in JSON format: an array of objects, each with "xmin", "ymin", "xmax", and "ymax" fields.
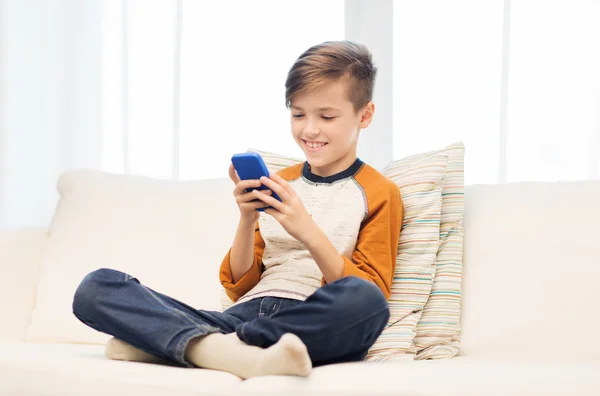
[
  {"xmin": 186, "ymin": 332, "xmax": 312, "ymax": 378},
  {"xmin": 253, "ymin": 333, "xmax": 312, "ymax": 377}
]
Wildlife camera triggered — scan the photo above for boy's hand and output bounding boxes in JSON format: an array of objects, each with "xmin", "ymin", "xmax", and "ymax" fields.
[
  {"xmin": 251, "ymin": 173, "xmax": 316, "ymax": 244},
  {"xmin": 229, "ymin": 163, "xmax": 272, "ymax": 223}
]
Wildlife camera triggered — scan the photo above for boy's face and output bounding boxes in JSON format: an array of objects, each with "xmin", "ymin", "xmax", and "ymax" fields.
[{"xmin": 289, "ymin": 79, "xmax": 374, "ymax": 177}]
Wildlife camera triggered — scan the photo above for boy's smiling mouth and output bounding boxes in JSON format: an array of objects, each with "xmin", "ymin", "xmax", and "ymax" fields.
[{"xmin": 302, "ymin": 139, "xmax": 328, "ymax": 152}]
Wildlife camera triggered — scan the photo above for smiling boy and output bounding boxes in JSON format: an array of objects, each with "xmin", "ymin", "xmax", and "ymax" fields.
[{"xmin": 72, "ymin": 40, "xmax": 403, "ymax": 379}]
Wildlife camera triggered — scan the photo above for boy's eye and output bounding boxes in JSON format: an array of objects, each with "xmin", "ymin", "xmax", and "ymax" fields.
[
  {"xmin": 292, "ymin": 114, "xmax": 304, "ymax": 119},
  {"xmin": 322, "ymin": 116, "xmax": 335, "ymax": 121}
]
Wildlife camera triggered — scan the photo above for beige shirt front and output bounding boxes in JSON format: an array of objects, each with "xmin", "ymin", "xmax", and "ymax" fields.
[{"xmin": 219, "ymin": 159, "xmax": 402, "ymax": 304}]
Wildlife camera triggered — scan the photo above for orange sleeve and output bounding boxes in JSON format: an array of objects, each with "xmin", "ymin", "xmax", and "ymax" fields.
[
  {"xmin": 219, "ymin": 221, "xmax": 265, "ymax": 302},
  {"xmin": 323, "ymin": 170, "xmax": 403, "ymax": 300}
]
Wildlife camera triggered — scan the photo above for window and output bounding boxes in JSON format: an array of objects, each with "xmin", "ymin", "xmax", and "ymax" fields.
[
  {"xmin": 393, "ymin": 0, "xmax": 504, "ymax": 185},
  {"xmin": 102, "ymin": 0, "xmax": 345, "ymax": 180},
  {"xmin": 393, "ymin": 0, "xmax": 600, "ymax": 184}
]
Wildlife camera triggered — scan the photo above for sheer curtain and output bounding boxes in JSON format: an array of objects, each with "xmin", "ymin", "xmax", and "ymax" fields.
[
  {"xmin": 0, "ymin": 0, "xmax": 343, "ymax": 227},
  {"xmin": 105, "ymin": 0, "xmax": 600, "ymax": 185},
  {"xmin": 2, "ymin": 0, "xmax": 599, "ymax": 229},
  {"xmin": 0, "ymin": 0, "xmax": 103, "ymax": 228},
  {"xmin": 506, "ymin": 0, "xmax": 600, "ymax": 183},
  {"xmin": 393, "ymin": 0, "xmax": 600, "ymax": 185},
  {"xmin": 101, "ymin": 0, "xmax": 345, "ymax": 180}
]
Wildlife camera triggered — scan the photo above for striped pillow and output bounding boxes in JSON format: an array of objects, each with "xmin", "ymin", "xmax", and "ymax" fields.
[
  {"xmin": 248, "ymin": 145, "xmax": 465, "ymax": 361},
  {"xmin": 408, "ymin": 142, "xmax": 465, "ymax": 359},
  {"xmin": 365, "ymin": 153, "xmax": 448, "ymax": 361},
  {"xmin": 221, "ymin": 149, "xmax": 451, "ymax": 361}
]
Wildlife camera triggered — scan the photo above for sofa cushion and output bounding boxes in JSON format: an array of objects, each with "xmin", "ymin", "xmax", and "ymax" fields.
[
  {"xmin": 3, "ymin": 343, "xmax": 598, "ymax": 396},
  {"xmin": 26, "ymin": 170, "xmax": 240, "ymax": 344},
  {"xmin": 0, "ymin": 228, "xmax": 47, "ymax": 341},
  {"xmin": 460, "ymin": 181, "xmax": 600, "ymax": 359},
  {"xmin": 0, "ymin": 342, "xmax": 241, "ymax": 396},
  {"xmin": 238, "ymin": 356, "xmax": 600, "ymax": 396}
]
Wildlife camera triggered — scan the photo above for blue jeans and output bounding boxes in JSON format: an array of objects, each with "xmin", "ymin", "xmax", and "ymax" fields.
[{"xmin": 72, "ymin": 268, "xmax": 389, "ymax": 368}]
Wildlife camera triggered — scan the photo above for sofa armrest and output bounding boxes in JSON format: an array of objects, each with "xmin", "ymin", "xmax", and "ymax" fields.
[{"xmin": 0, "ymin": 228, "xmax": 48, "ymax": 341}]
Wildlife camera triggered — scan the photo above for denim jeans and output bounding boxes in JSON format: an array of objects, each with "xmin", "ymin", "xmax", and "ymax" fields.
[{"xmin": 72, "ymin": 268, "xmax": 389, "ymax": 368}]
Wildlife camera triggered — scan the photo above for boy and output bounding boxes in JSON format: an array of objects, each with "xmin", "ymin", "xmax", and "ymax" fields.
[{"xmin": 72, "ymin": 40, "xmax": 403, "ymax": 379}]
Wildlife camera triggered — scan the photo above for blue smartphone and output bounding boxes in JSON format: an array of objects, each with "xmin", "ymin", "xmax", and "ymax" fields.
[{"xmin": 231, "ymin": 152, "xmax": 282, "ymax": 211}]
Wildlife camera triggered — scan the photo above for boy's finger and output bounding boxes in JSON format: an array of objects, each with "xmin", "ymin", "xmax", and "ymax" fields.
[
  {"xmin": 233, "ymin": 180, "xmax": 261, "ymax": 195},
  {"xmin": 228, "ymin": 164, "xmax": 240, "ymax": 184},
  {"xmin": 271, "ymin": 173, "xmax": 296, "ymax": 196},
  {"xmin": 264, "ymin": 207, "xmax": 282, "ymax": 221},
  {"xmin": 248, "ymin": 200, "xmax": 272, "ymax": 210},
  {"xmin": 252, "ymin": 189, "xmax": 285, "ymax": 212},
  {"xmin": 237, "ymin": 189, "xmax": 271, "ymax": 203},
  {"xmin": 237, "ymin": 179, "xmax": 262, "ymax": 190},
  {"xmin": 260, "ymin": 176, "xmax": 290, "ymax": 202}
]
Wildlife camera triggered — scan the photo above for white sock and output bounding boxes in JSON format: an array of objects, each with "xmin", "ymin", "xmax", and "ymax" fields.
[
  {"xmin": 105, "ymin": 337, "xmax": 172, "ymax": 365},
  {"xmin": 185, "ymin": 332, "xmax": 312, "ymax": 379}
]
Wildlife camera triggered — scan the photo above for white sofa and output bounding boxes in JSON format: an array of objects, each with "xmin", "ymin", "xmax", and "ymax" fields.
[{"xmin": 1, "ymin": 170, "xmax": 599, "ymax": 396}]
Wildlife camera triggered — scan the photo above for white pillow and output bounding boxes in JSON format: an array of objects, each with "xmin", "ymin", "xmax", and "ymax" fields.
[{"xmin": 26, "ymin": 169, "xmax": 239, "ymax": 344}]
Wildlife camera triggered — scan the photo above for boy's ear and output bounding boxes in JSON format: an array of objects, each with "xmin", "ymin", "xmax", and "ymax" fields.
[{"xmin": 359, "ymin": 102, "xmax": 375, "ymax": 129}]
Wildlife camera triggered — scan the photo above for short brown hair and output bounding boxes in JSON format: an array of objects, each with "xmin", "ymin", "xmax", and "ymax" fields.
[{"xmin": 285, "ymin": 41, "xmax": 377, "ymax": 113}]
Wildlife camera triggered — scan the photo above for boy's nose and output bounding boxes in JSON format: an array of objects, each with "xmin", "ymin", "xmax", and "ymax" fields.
[{"xmin": 303, "ymin": 121, "xmax": 320, "ymax": 136}]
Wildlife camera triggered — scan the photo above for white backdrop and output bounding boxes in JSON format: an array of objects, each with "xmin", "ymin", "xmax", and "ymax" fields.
[
  {"xmin": 1, "ymin": 0, "xmax": 599, "ymax": 228},
  {"xmin": 0, "ymin": 0, "xmax": 103, "ymax": 228}
]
